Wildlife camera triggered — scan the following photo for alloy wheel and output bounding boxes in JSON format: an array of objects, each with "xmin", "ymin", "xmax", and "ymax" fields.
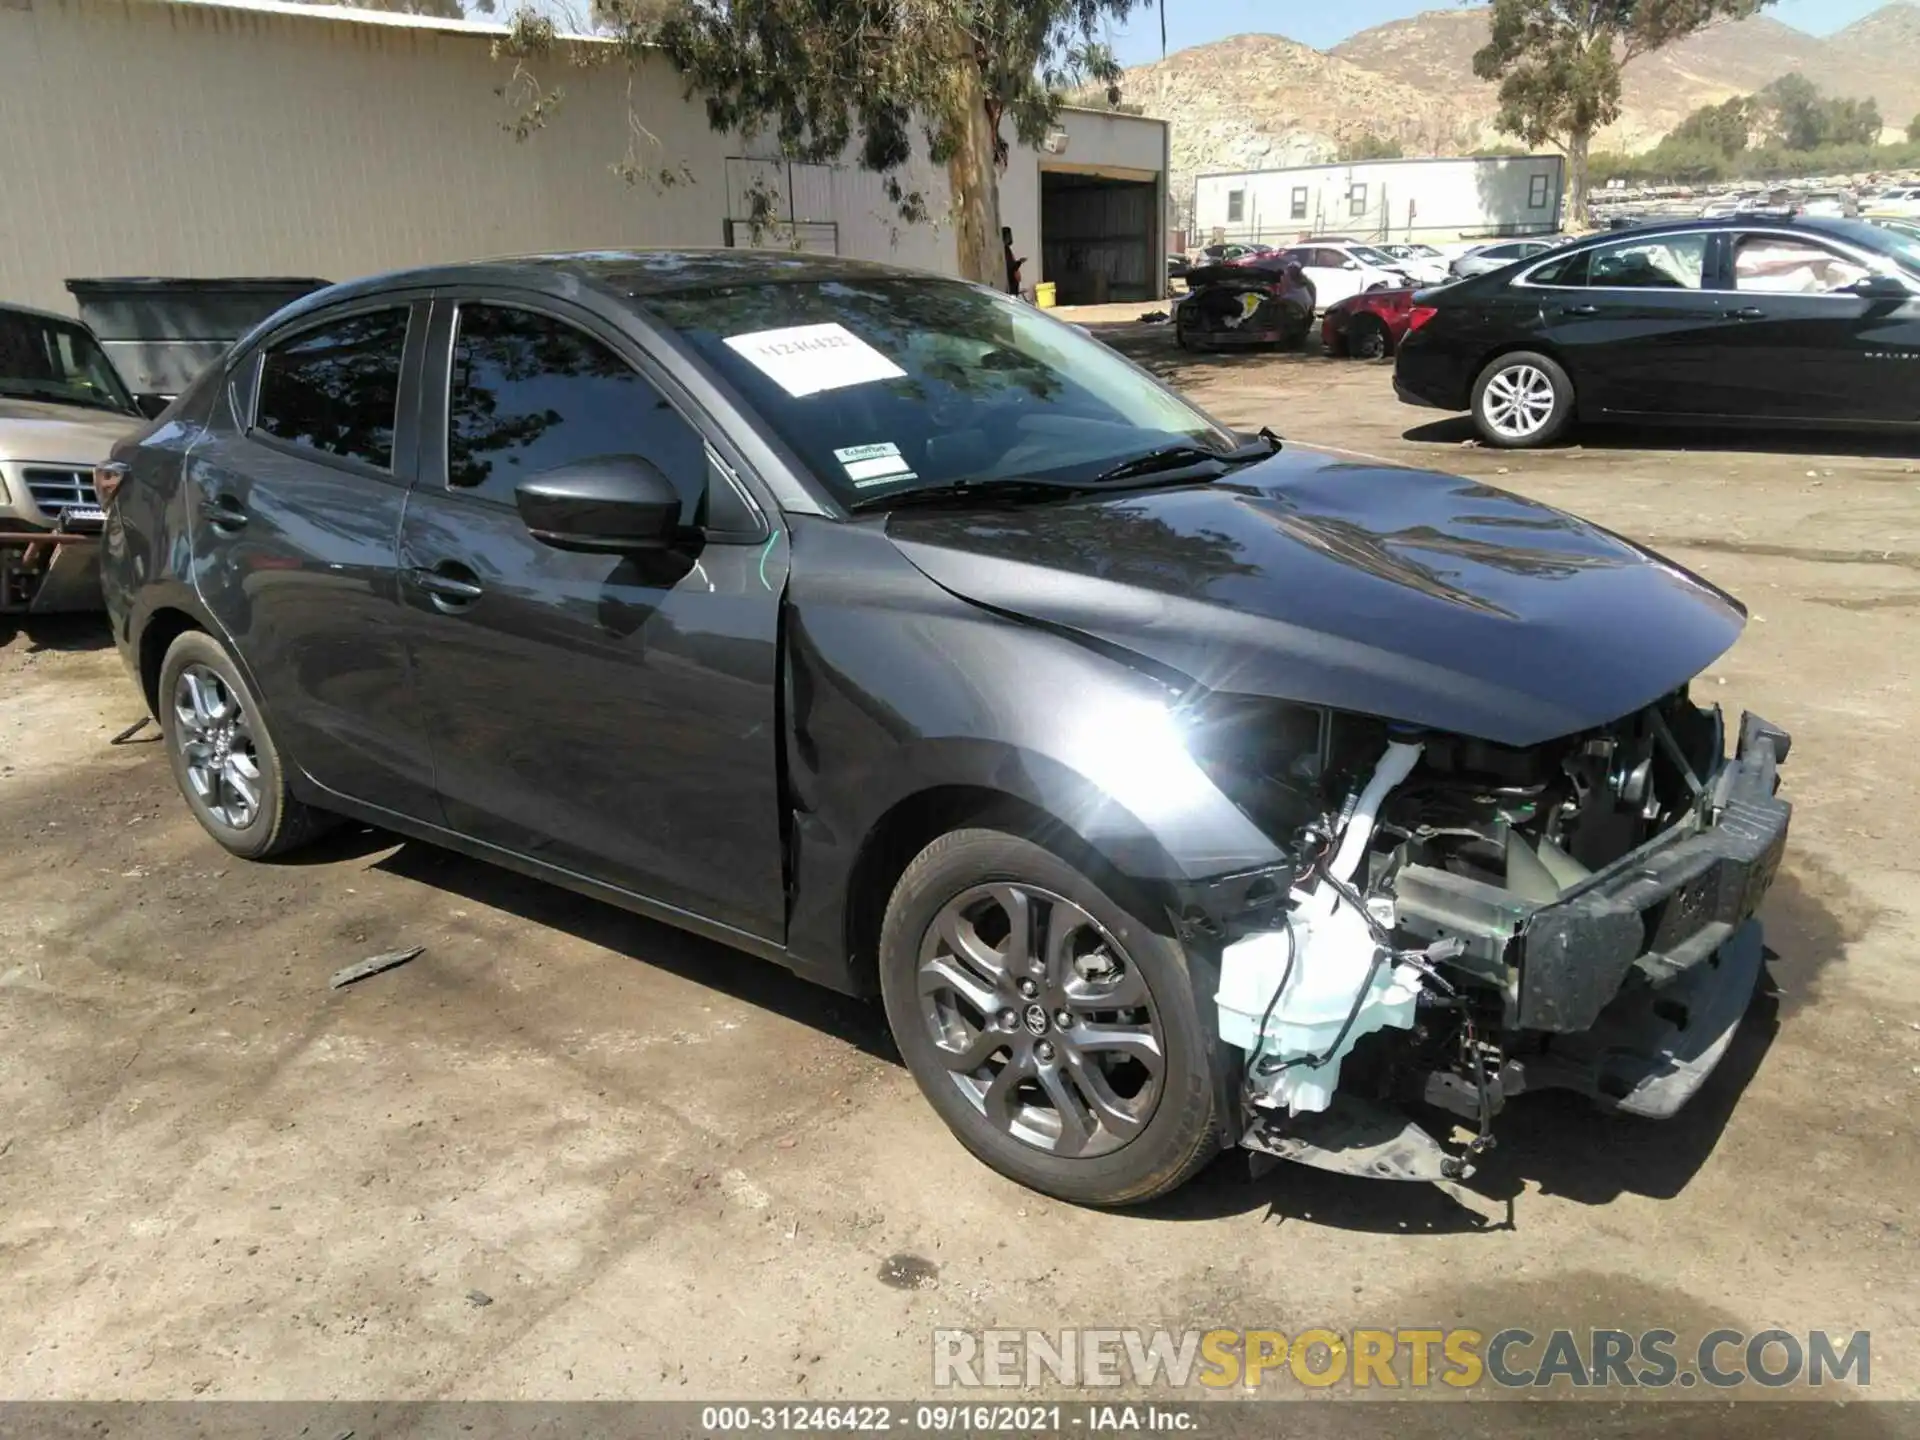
[
  {"xmin": 1351, "ymin": 320, "xmax": 1387, "ymax": 360},
  {"xmin": 172, "ymin": 663, "xmax": 262, "ymax": 830},
  {"xmin": 917, "ymin": 883, "xmax": 1164, "ymax": 1159},
  {"xmin": 1481, "ymin": 363, "xmax": 1557, "ymax": 440}
]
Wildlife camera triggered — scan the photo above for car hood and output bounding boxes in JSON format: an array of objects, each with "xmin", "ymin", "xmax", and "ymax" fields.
[
  {"xmin": 883, "ymin": 449, "xmax": 1745, "ymax": 747},
  {"xmin": 0, "ymin": 397, "xmax": 142, "ymax": 464}
]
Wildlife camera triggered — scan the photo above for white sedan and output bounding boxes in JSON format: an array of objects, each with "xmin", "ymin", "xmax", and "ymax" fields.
[
  {"xmin": 1277, "ymin": 242, "xmax": 1417, "ymax": 307},
  {"xmin": 1377, "ymin": 243, "xmax": 1451, "ymax": 285}
]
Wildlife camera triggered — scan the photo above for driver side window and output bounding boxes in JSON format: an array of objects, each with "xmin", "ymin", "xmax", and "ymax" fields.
[
  {"xmin": 1733, "ymin": 236, "xmax": 1870, "ymax": 295},
  {"xmin": 447, "ymin": 303, "xmax": 709, "ymax": 522}
]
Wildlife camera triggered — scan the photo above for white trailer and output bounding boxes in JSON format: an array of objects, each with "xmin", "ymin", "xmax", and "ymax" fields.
[{"xmin": 1194, "ymin": 155, "xmax": 1566, "ymax": 249}]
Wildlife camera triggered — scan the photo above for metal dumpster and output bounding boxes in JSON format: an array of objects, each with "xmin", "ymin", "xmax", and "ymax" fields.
[{"xmin": 65, "ymin": 276, "xmax": 330, "ymax": 412}]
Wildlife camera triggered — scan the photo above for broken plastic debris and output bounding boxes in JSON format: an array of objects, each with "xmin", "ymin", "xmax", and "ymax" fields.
[{"xmin": 329, "ymin": 946, "xmax": 424, "ymax": 990}]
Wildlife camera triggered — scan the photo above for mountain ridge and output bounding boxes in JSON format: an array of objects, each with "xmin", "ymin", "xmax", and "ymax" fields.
[{"xmin": 1115, "ymin": 3, "xmax": 1920, "ymax": 201}]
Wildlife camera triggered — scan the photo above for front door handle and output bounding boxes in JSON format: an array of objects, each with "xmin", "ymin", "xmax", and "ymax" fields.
[
  {"xmin": 206, "ymin": 493, "xmax": 249, "ymax": 531},
  {"xmin": 1558, "ymin": 304, "xmax": 1600, "ymax": 316},
  {"xmin": 407, "ymin": 563, "xmax": 484, "ymax": 610},
  {"xmin": 1728, "ymin": 307, "xmax": 1766, "ymax": 321}
]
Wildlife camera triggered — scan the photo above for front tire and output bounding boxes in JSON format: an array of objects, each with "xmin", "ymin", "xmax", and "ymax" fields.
[
  {"xmin": 879, "ymin": 829, "xmax": 1220, "ymax": 1206},
  {"xmin": 158, "ymin": 630, "xmax": 327, "ymax": 860},
  {"xmin": 1471, "ymin": 350, "xmax": 1574, "ymax": 448}
]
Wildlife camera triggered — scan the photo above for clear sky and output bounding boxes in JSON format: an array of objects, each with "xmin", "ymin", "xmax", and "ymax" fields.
[{"xmin": 1104, "ymin": 0, "xmax": 1901, "ymax": 64}]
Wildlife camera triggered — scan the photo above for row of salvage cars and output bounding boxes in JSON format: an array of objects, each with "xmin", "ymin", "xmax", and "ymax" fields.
[{"xmin": 1182, "ymin": 215, "xmax": 1920, "ymax": 452}]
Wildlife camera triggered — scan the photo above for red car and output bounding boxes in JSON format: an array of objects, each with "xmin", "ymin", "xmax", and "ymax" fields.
[{"xmin": 1321, "ymin": 287, "xmax": 1436, "ymax": 360}]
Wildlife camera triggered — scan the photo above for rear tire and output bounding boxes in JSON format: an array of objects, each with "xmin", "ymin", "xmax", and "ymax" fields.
[
  {"xmin": 1471, "ymin": 349, "xmax": 1574, "ymax": 448},
  {"xmin": 1348, "ymin": 315, "xmax": 1391, "ymax": 361},
  {"xmin": 158, "ymin": 630, "xmax": 328, "ymax": 860},
  {"xmin": 879, "ymin": 829, "xmax": 1221, "ymax": 1206}
]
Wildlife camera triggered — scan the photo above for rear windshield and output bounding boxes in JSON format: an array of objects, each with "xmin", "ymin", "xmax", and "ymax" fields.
[
  {"xmin": 0, "ymin": 309, "xmax": 137, "ymax": 415},
  {"xmin": 645, "ymin": 278, "xmax": 1235, "ymax": 508}
]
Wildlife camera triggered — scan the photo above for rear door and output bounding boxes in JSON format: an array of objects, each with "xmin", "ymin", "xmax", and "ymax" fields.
[
  {"xmin": 395, "ymin": 292, "xmax": 789, "ymax": 939},
  {"xmin": 1716, "ymin": 229, "xmax": 1920, "ymax": 423},
  {"xmin": 1535, "ymin": 231, "xmax": 1731, "ymax": 417},
  {"xmin": 185, "ymin": 298, "xmax": 440, "ymax": 819}
]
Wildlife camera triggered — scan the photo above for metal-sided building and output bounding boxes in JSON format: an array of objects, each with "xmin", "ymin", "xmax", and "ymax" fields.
[
  {"xmin": 1193, "ymin": 155, "xmax": 1566, "ymax": 248},
  {"xmin": 0, "ymin": 0, "xmax": 1170, "ymax": 315}
]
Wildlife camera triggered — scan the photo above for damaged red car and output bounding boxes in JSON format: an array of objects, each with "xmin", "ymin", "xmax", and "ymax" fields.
[{"xmin": 1320, "ymin": 287, "xmax": 1436, "ymax": 360}]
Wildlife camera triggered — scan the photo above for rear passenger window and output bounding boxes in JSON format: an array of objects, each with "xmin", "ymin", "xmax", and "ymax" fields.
[
  {"xmin": 254, "ymin": 308, "xmax": 409, "ymax": 470},
  {"xmin": 1586, "ymin": 234, "xmax": 1709, "ymax": 289},
  {"xmin": 1527, "ymin": 250, "xmax": 1589, "ymax": 287},
  {"xmin": 446, "ymin": 304, "xmax": 709, "ymax": 520}
]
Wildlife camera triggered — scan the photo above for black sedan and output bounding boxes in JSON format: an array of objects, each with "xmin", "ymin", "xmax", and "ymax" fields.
[
  {"xmin": 1396, "ymin": 216, "xmax": 1920, "ymax": 447},
  {"xmin": 101, "ymin": 252, "xmax": 1790, "ymax": 1204}
]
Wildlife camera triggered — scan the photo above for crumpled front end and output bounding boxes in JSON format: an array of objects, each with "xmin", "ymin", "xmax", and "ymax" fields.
[{"xmin": 1182, "ymin": 688, "xmax": 1791, "ymax": 1182}]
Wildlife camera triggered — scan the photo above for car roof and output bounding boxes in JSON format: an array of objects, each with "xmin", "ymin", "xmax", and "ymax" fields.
[
  {"xmin": 0, "ymin": 298, "xmax": 95, "ymax": 327},
  {"xmin": 1562, "ymin": 215, "xmax": 1873, "ymax": 246},
  {"xmin": 241, "ymin": 249, "xmax": 939, "ymax": 339}
]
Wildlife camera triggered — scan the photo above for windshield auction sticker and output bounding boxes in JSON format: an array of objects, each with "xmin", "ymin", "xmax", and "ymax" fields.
[
  {"xmin": 834, "ymin": 441, "xmax": 916, "ymax": 486},
  {"xmin": 724, "ymin": 323, "xmax": 906, "ymax": 397}
]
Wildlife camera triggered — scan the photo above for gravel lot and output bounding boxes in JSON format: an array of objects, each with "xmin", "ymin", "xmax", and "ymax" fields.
[{"xmin": 2, "ymin": 325, "xmax": 1916, "ymax": 1408}]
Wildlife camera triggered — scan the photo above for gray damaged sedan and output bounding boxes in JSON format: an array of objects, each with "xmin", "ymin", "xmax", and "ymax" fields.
[{"xmin": 100, "ymin": 252, "xmax": 1790, "ymax": 1203}]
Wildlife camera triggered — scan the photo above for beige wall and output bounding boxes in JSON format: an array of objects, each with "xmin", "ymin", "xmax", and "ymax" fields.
[{"xmin": 0, "ymin": 0, "xmax": 1165, "ymax": 313}]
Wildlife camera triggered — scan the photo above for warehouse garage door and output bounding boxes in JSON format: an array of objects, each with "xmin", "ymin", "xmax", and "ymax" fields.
[{"xmin": 1039, "ymin": 166, "xmax": 1159, "ymax": 305}]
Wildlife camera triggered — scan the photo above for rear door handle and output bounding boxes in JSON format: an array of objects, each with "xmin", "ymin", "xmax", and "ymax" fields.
[
  {"xmin": 1558, "ymin": 304, "xmax": 1600, "ymax": 316},
  {"xmin": 206, "ymin": 493, "xmax": 249, "ymax": 531},
  {"xmin": 1728, "ymin": 307, "xmax": 1766, "ymax": 320},
  {"xmin": 407, "ymin": 563, "xmax": 484, "ymax": 610}
]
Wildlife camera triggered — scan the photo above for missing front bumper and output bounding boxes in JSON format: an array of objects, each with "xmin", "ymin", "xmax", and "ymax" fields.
[
  {"xmin": 1234, "ymin": 712, "xmax": 1791, "ymax": 1183},
  {"xmin": 1247, "ymin": 919, "xmax": 1769, "ymax": 1182},
  {"xmin": 1395, "ymin": 711, "xmax": 1791, "ymax": 1034}
]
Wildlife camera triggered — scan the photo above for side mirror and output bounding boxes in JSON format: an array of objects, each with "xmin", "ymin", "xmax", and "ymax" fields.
[
  {"xmin": 515, "ymin": 455, "xmax": 683, "ymax": 553},
  {"xmin": 1851, "ymin": 273, "xmax": 1911, "ymax": 300},
  {"xmin": 1343, "ymin": 260, "xmax": 1361, "ymax": 270}
]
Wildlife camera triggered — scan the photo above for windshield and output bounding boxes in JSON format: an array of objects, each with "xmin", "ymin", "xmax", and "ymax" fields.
[
  {"xmin": 646, "ymin": 278, "xmax": 1237, "ymax": 508},
  {"xmin": 1347, "ymin": 245, "xmax": 1398, "ymax": 266},
  {"xmin": 1860, "ymin": 220, "xmax": 1920, "ymax": 276},
  {"xmin": 0, "ymin": 309, "xmax": 136, "ymax": 414}
]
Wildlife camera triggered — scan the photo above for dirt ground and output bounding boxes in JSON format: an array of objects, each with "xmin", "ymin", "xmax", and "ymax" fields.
[{"xmin": 2, "ymin": 325, "xmax": 1917, "ymax": 1409}]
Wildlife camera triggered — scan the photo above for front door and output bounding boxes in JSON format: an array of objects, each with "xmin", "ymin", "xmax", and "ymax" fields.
[
  {"xmin": 1715, "ymin": 230, "xmax": 1920, "ymax": 423},
  {"xmin": 1301, "ymin": 248, "xmax": 1362, "ymax": 307},
  {"xmin": 185, "ymin": 300, "xmax": 440, "ymax": 819},
  {"xmin": 1542, "ymin": 231, "xmax": 1730, "ymax": 418},
  {"xmin": 396, "ymin": 295, "xmax": 789, "ymax": 940}
]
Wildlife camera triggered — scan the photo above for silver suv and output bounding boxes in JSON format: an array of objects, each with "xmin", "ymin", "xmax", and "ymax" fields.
[{"xmin": 1, "ymin": 302, "xmax": 144, "ymax": 613}]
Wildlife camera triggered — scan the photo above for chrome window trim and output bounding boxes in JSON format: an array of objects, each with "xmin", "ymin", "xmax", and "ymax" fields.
[{"xmin": 1513, "ymin": 226, "xmax": 1918, "ymax": 297}]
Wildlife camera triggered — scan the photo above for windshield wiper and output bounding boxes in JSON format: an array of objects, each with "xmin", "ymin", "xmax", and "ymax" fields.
[
  {"xmin": 1090, "ymin": 431, "xmax": 1280, "ymax": 485},
  {"xmin": 852, "ymin": 469, "xmax": 1230, "ymax": 513},
  {"xmin": 853, "ymin": 477, "xmax": 1104, "ymax": 513},
  {"xmin": 850, "ymin": 432, "xmax": 1282, "ymax": 513}
]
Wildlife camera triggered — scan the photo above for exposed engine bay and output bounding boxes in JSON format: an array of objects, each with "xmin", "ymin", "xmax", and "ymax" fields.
[{"xmin": 1192, "ymin": 689, "xmax": 1793, "ymax": 1182}]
